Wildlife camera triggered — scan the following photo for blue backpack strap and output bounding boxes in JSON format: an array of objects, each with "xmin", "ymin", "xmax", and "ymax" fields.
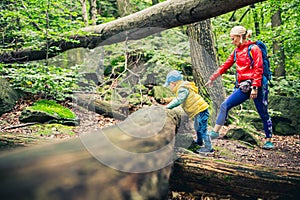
[
  {"xmin": 248, "ymin": 44, "xmax": 254, "ymax": 68},
  {"xmin": 233, "ymin": 49, "xmax": 238, "ymax": 88},
  {"xmin": 234, "ymin": 49, "xmax": 237, "ymax": 62}
]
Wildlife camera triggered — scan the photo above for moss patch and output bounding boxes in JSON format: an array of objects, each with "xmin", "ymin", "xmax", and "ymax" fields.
[
  {"xmin": 32, "ymin": 124, "xmax": 75, "ymax": 136},
  {"xmin": 30, "ymin": 100, "xmax": 76, "ymax": 119}
]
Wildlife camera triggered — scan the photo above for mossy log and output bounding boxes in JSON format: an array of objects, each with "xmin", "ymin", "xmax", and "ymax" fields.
[{"xmin": 170, "ymin": 153, "xmax": 300, "ymax": 199}]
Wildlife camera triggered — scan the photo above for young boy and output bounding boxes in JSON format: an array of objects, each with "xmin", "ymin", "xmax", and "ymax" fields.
[{"xmin": 164, "ymin": 70, "xmax": 213, "ymax": 153}]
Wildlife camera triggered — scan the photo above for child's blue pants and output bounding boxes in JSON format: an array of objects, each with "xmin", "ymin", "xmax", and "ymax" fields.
[{"xmin": 194, "ymin": 109, "xmax": 209, "ymax": 143}]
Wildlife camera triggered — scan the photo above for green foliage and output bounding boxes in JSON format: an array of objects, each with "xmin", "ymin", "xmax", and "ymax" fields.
[
  {"xmin": 0, "ymin": 63, "xmax": 81, "ymax": 100},
  {"xmin": 30, "ymin": 99, "xmax": 76, "ymax": 119},
  {"xmin": 269, "ymin": 76, "xmax": 300, "ymax": 98},
  {"xmin": 98, "ymin": 0, "xmax": 119, "ymax": 18},
  {"xmin": 0, "ymin": 0, "xmax": 85, "ymax": 51},
  {"xmin": 103, "ymin": 28, "xmax": 191, "ymax": 85}
]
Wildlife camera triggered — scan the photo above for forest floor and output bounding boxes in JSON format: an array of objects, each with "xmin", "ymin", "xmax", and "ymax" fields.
[{"xmin": 0, "ymin": 99, "xmax": 299, "ymax": 199}]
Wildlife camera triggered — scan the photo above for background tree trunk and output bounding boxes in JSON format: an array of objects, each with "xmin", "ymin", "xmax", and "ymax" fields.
[
  {"xmin": 187, "ymin": 20, "xmax": 226, "ymax": 125},
  {"xmin": 117, "ymin": 0, "xmax": 133, "ymax": 17},
  {"xmin": 251, "ymin": 4, "xmax": 260, "ymax": 36},
  {"xmin": 80, "ymin": 0, "xmax": 89, "ymax": 26},
  {"xmin": 272, "ymin": 9, "xmax": 286, "ymax": 77},
  {"xmin": 89, "ymin": 0, "xmax": 97, "ymax": 25},
  {"xmin": 0, "ymin": 0, "xmax": 266, "ymax": 63}
]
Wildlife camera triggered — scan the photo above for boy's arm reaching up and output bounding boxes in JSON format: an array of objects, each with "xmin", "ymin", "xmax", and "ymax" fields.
[{"xmin": 166, "ymin": 87, "xmax": 189, "ymax": 109}]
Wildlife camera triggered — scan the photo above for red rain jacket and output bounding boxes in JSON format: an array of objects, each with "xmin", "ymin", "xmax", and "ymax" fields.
[{"xmin": 210, "ymin": 40, "xmax": 263, "ymax": 87}]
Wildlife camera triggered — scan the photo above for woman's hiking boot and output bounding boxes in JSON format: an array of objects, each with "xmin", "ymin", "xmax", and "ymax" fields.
[
  {"xmin": 263, "ymin": 141, "xmax": 274, "ymax": 149},
  {"xmin": 209, "ymin": 130, "xmax": 220, "ymax": 139}
]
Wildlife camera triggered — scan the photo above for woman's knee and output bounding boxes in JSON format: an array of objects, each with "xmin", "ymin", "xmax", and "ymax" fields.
[{"xmin": 220, "ymin": 102, "xmax": 228, "ymax": 112}]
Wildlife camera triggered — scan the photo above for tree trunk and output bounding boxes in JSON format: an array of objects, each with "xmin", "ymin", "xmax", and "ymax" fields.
[
  {"xmin": 187, "ymin": 20, "xmax": 226, "ymax": 125},
  {"xmin": 89, "ymin": 0, "xmax": 97, "ymax": 25},
  {"xmin": 272, "ymin": 9, "xmax": 286, "ymax": 77},
  {"xmin": 117, "ymin": 0, "xmax": 133, "ymax": 17},
  {"xmin": 170, "ymin": 153, "xmax": 300, "ymax": 199},
  {"xmin": 251, "ymin": 4, "xmax": 260, "ymax": 36},
  {"xmin": 80, "ymin": 0, "xmax": 89, "ymax": 26},
  {"xmin": 0, "ymin": 0, "xmax": 266, "ymax": 63},
  {"xmin": 0, "ymin": 106, "xmax": 180, "ymax": 200}
]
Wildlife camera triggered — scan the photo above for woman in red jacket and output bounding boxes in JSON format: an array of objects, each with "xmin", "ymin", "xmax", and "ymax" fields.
[{"xmin": 205, "ymin": 26, "xmax": 274, "ymax": 149}]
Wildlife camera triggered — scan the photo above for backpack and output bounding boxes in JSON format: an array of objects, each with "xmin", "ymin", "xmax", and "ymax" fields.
[{"xmin": 234, "ymin": 40, "xmax": 272, "ymax": 81}]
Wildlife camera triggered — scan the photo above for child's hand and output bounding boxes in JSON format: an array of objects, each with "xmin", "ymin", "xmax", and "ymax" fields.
[{"xmin": 161, "ymin": 97, "xmax": 173, "ymax": 104}]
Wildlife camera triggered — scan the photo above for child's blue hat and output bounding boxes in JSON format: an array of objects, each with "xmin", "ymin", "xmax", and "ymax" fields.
[{"xmin": 164, "ymin": 70, "xmax": 183, "ymax": 87}]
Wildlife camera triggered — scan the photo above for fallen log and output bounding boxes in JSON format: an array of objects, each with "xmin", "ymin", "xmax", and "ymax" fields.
[
  {"xmin": 74, "ymin": 94, "xmax": 128, "ymax": 120},
  {"xmin": 0, "ymin": 0, "xmax": 265, "ymax": 63},
  {"xmin": 170, "ymin": 152, "xmax": 300, "ymax": 199},
  {"xmin": 0, "ymin": 106, "xmax": 180, "ymax": 200}
]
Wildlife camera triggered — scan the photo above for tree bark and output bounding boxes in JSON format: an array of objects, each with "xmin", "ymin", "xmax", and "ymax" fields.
[
  {"xmin": 251, "ymin": 4, "xmax": 260, "ymax": 36},
  {"xmin": 80, "ymin": 0, "xmax": 89, "ymax": 26},
  {"xmin": 187, "ymin": 20, "xmax": 226, "ymax": 125},
  {"xmin": 0, "ymin": 106, "xmax": 180, "ymax": 200},
  {"xmin": 117, "ymin": 0, "xmax": 133, "ymax": 17},
  {"xmin": 0, "ymin": 0, "xmax": 266, "ymax": 63},
  {"xmin": 272, "ymin": 9, "xmax": 286, "ymax": 77},
  {"xmin": 170, "ymin": 153, "xmax": 300, "ymax": 199},
  {"xmin": 89, "ymin": 0, "xmax": 97, "ymax": 25}
]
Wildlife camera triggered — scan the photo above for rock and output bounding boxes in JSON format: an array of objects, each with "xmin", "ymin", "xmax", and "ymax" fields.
[
  {"xmin": 0, "ymin": 78, "xmax": 22, "ymax": 116},
  {"xmin": 269, "ymin": 95, "xmax": 300, "ymax": 135},
  {"xmin": 19, "ymin": 109, "xmax": 80, "ymax": 126},
  {"xmin": 239, "ymin": 95, "xmax": 300, "ymax": 136},
  {"xmin": 224, "ymin": 128, "xmax": 260, "ymax": 146}
]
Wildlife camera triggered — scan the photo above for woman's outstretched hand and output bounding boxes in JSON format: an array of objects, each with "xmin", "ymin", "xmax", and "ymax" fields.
[{"xmin": 205, "ymin": 80, "xmax": 213, "ymax": 87}]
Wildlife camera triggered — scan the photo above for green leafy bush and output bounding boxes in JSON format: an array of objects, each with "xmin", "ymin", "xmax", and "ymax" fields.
[
  {"xmin": 0, "ymin": 63, "xmax": 81, "ymax": 100},
  {"xmin": 269, "ymin": 76, "xmax": 300, "ymax": 98}
]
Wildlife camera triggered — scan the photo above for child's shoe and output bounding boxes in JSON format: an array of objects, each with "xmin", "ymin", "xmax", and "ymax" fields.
[
  {"xmin": 197, "ymin": 147, "xmax": 214, "ymax": 154},
  {"xmin": 196, "ymin": 139, "xmax": 203, "ymax": 146},
  {"xmin": 262, "ymin": 141, "xmax": 274, "ymax": 149},
  {"xmin": 187, "ymin": 140, "xmax": 201, "ymax": 152},
  {"xmin": 198, "ymin": 135, "xmax": 214, "ymax": 154},
  {"xmin": 209, "ymin": 130, "xmax": 220, "ymax": 139}
]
